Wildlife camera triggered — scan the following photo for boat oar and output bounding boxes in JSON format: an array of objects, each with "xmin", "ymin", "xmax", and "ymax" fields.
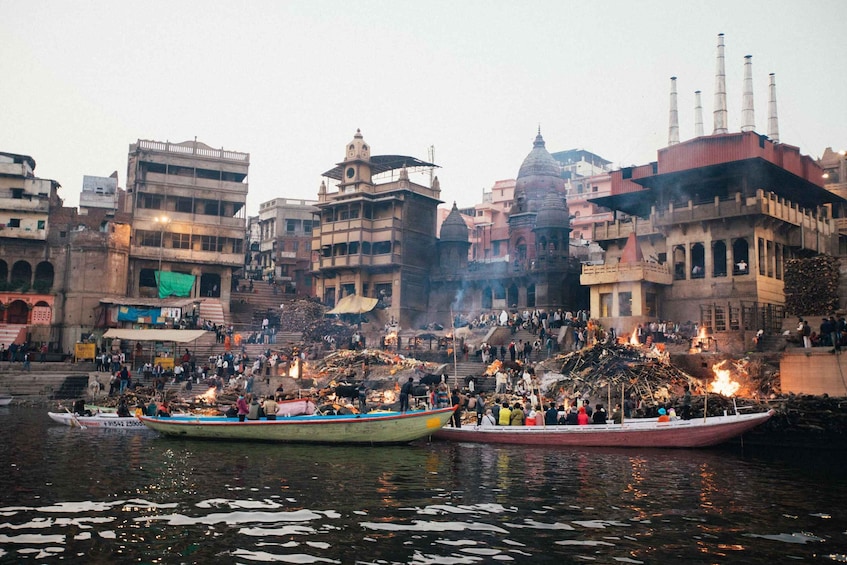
[{"xmin": 64, "ymin": 406, "xmax": 87, "ymax": 429}]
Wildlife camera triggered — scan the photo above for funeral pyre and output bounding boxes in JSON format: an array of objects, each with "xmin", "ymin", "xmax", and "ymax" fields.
[{"xmin": 539, "ymin": 343, "xmax": 773, "ymax": 416}]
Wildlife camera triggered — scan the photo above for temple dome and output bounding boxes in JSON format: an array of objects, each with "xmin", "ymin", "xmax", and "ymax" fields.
[
  {"xmin": 515, "ymin": 128, "xmax": 566, "ymax": 210},
  {"xmin": 440, "ymin": 202, "xmax": 469, "ymax": 242},
  {"xmin": 534, "ymin": 192, "xmax": 569, "ymax": 230}
]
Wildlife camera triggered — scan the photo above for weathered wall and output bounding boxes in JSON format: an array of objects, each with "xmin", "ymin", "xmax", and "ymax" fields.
[{"xmin": 780, "ymin": 350, "xmax": 847, "ymax": 397}]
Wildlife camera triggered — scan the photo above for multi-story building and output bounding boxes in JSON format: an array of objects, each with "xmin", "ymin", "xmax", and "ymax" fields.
[
  {"xmin": 0, "ymin": 151, "xmax": 61, "ymax": 347},
  {"xmin": 124, "ymin": 139, "xmax": 249, "ymax": 319},
  {"xmin": 257, "ymin": 197, "xmax": 318, "ymax": 296},
  {"xmin": 0, "ymin": 152, "xmax": 132, "ymax": 354},
  {"xmin": 79, "ymin": 173, "xmax": 120, "ymax": 213},
  {"xmin": 312, "ymin": 129, "xmax": 441, "ymax": 327}
]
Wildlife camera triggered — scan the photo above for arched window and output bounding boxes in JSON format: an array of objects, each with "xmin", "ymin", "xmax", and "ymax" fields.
[
  {"xmin": 34, "ymin": 261, "xmax": 54, "ymax": 292},
  {"xmin": 7, "ymin": 299, "xmax": 29, "ymax": 324},
  {"xmin": 712, "ymin": 241, "xmax": 727, "ymax": 277},
  {"xmin": 11, "ymin": 261, "xmax": 32, "ymax": 290},
  {"xmin": 691, "ymin": 243, "xmax": 705, "ymax": 278},
  {"xmin": 733, "ymin": 238, "xmax": 750, "ymax": 275},
  {"xmin": 508, "ymin": 284, "xmax": 519, "ymax": 308},
  {"xmin": 673, "ymin": 246, "xmax": 686, "ymax": 280},
  {"xmin": 481, "ymin": 287, "xmax": 493, "ymax": 310}
]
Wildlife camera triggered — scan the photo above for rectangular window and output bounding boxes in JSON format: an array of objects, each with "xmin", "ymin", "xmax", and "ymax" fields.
[
  {"xmin": 287, "ymin": 219, "xmax": 297, "ymax": 232},
  {"xmin": 303, "ymin": 220, "xmax": 312, "ymax": 233},
  {"xmin": 600, "ymin": 293, "xmax": 612, "ymax": 317},
  {"xmin": 171, "ymin": 233, "xmax": 190, "ymax": 249},
  {"xmin": 201, "ymin": 235, "xmax": 222, "ymax": 252},
  {"xmin": 37, "ymin": 220, "xmax": 45, "ymax": 229},
  {"xmin": 292, "ymin": 241, "xmax": 299, "ymax": 252},
  {"xmin": 8, "ymin": 218, "xmax": 21, "ymax": 228},
  {"xmin": 140, "ymin": 194, "xmax": 162, "ymax": 210},
  {"xmin": 175, "ymin": 197, "xmax": 193, "ymax": 213},
  {"xmin": 714, "ymin": 306, "xmax": 726, "ymax": 332},
  {"xmin": 137, "ymin": 229, "xmax": 160, "ymax": 247},
  {"xmin": 618, "ymin": 292, "xmax": 632, "ymax": 317},
  {"xmin": 11, "ymin": 188, "xmax": 23, "ymax": 199}
]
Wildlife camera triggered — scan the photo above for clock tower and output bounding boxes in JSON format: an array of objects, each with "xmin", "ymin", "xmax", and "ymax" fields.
[{"xmin": 338, "ymin": 129, "xmax": 373, "ymax": 193}]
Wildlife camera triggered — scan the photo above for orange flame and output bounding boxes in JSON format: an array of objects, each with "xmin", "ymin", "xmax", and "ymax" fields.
[
  {"xmin": 196, "ymin": 387, "xmax": 217, "ymax": 404},
  {"xmin": 630, "ymin": 327, "xmax": 640, "ymax": 346},
  {"xmin": 708, "ymin": 360, "xmax": 741, "ymax": 397}
]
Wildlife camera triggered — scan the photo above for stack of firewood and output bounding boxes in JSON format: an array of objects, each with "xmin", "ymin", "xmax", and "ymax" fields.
[{"xmin": 784, "ymin": 256, "xmax": 840, "ymax": 316}]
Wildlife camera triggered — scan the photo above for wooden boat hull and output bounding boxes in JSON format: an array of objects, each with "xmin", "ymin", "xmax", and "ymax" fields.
[
  {"xmin": 47, "ymin": 412, "xmax": 148, "ymax": 429},
  {"xmin": 138, "ymin": 407, "xmax": 455, "ymax": 445},
  {"xmin": 432, "ymin": 410, "xmax": 775, "ymax": 448}
]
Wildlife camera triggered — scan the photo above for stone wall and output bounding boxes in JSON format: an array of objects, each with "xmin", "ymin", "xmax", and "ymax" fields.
[{"xmin": 780, "ymin": 349, "xmax": 847, "ymax": 397}]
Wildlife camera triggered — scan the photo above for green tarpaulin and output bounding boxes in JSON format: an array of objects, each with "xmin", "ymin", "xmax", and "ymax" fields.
[{"xmin": 156, "ymin": 271, "xmax": 196, "ymax": 299}]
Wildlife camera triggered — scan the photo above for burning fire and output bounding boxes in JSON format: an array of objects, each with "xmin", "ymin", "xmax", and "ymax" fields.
[
  {"xmin": 196, "ymin": 387, "xmax": 217, "ymax": 404},
  {"xmin": 630, "ymin": 327, "xmax": 640, "ymax": 346},
  {"xmin": 708, "ymin": 360, "xmax": 741, "ymax": 397}
]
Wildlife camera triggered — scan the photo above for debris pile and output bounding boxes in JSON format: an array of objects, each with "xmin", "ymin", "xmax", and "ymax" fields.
[{"xmin": 312, "ymin": 348, "xmax": 434, "ymax": 378}]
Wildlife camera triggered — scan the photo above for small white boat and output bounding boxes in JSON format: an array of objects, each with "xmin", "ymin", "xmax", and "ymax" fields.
[
  {"xmin": 47, "ymin": 411, "xmax": 148, "ymax": 429},
  {"xmin": 0, "ymin": 395, "xmax": 12, "ymax": 407}
]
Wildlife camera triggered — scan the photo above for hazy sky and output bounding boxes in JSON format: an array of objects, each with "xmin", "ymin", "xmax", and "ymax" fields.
[{"xmin": 2, "ymin": 0, "xmax": 845, "ymax": 215}]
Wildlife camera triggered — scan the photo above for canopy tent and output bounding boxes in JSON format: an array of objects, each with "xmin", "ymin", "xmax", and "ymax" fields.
[
  {"xmin": 102, "ymin": 329, "xmax": 207, "ymax": 343},
  {"xmin": 326, "ymin": 294, "xmax": 379, "ymax": 315}
]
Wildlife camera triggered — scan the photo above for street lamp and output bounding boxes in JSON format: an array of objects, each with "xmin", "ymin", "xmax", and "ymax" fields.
[{"xmin": 154, "ymin": 215, "xmax": 170, "ymax": 274}]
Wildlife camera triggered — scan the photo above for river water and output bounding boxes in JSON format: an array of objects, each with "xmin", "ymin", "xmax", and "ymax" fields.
[{"xmin": 0, "ymin": 405, "xmax": 845, "ymax": 564}]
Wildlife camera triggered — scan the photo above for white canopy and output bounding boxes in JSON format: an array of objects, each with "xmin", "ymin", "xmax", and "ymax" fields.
[{"xmin": 102, "ymin": 329, "xmax": 208, "ymax": 343}]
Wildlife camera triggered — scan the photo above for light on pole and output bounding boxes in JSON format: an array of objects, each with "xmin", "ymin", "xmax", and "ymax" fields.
[{"xmin": 154, "ymin": 215, "xmax": 170, "ymax": 273}]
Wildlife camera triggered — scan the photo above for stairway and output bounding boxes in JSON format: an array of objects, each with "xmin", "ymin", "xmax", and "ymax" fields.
[
  {"xmin": 0, "ymin": 324, "xmax": 27, "ymax": 346},
  {"xmin": 199, "ymin": 299, "xmax": 226, "ymax": 327}
]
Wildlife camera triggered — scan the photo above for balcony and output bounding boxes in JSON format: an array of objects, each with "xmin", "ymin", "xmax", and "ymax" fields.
[
  {"xmin": 130, "ymin": 244, "xmax": 243, "ymax": 267},
  {"xmin": 580, "ymin": 260, "xmax": 673, "ymax": 286},
  {"xmin": 0, "ymin": 197, "xmax": 50, "ymax": 213},
  {"xmin": 141, "ymin": 172, "xmax": 248, "ymax": 195}
]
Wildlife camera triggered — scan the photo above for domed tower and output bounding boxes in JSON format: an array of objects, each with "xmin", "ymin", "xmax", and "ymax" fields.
[
  {"xmin": 338, "ymin": 129, "xmax": 373, "ymax": 193},
  {"xmin": 437, "ymin": 202, "xmax": 470, "ymax": 271},
  {"xmin": 532, "ymin": 191, "xmax": 571, "ymax": 265},
  {"xmin": 509, "ymin": 128, "xmax": 565, "ymax": 266}
]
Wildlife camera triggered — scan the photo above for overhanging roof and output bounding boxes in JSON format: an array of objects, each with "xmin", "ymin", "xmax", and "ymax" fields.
[
  {"xmin": 322, "ymin": 155, "xmax": 437, "ymax": 180},
  {"xmin": 590, "ymin": 157, "xmax": 847, "ymax": 218},
  {"xmin": 326, "ymin": 294, "xmax": 379, "ymax": 315},
  {"xmin": 102, "ymin": 329, "xmax": 207, "ymax": 343}
]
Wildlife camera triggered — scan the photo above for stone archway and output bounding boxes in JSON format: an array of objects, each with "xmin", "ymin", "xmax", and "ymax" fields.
[{"xmin": 6, "ymin": 300, "xmax": 29, "ymax": 324}]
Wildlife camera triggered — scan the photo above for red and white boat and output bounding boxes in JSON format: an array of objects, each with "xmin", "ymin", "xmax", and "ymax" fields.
[{"xmin": 432, "ymin": 410, "xmax": 775, "ymax": 448}]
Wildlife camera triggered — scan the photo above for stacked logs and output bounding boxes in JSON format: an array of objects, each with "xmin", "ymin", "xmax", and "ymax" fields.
[
  {"xmin": 784, "ymin": 256, "xmax": 840, "ymax": 316},
  {"xmin": 542, "ymin": 343, "xmax": 701, "ymax": 409}
]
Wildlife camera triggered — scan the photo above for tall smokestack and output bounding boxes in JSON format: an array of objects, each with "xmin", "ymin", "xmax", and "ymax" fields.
[
  {"xmin": 668, "ymin": 76, "xmax": 680, "ymax": 145},
  {"xmin": 768, "ymin": 73, "xmax": 780, "ymax": 142},
  {"xmin": 694, "ymin": 90, "xmax": 704, "ymax": 137},
  {"xmin": 741, "ymin": 55, "xmax": 755, "ymax": 132},
  {"xmin": 713, "ymin": 33, "xmax": 728, "ymax": 134}
]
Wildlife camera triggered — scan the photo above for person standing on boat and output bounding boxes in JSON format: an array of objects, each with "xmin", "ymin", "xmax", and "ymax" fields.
[
  {"xmin": 399, "ymin": 377, "xmax": 413, "ymax": 413},
  {"xmin": 545, "ymin": 404, "xmax": 559, "ymax": 426},
  {"xmin": 450, "ymin": 388, "xmax": 463, "ymax": 428},
  {"xmin": 577, "ymin": 406, "xmax": 589, "ymax": 425},
  {"xmin": 681, "ymin": 385, "xmax": 692, "ymax": 420},
  {"xmin": 509, "ymin": 403, "xmax": 525, "ymax": 426},
  {"xmin": 236, "ymin": 394, "xmax": 249, "ymax": 422},
  {"xmin": 480, "ymin": 408, "xmax": 496, "ymax": 426},
  {"xmin": 498, "ymin": 400, "xmax": 511, "ymax": 426},
  {"xmin": 475, "ymin": 392, "xmax": 486, "ymax": 425},
  {"xmin": 263, "ymin": 396, "xmax": 278, "ymax": 420}
]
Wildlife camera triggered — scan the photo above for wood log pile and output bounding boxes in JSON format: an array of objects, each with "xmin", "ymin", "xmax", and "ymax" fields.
[
  {"xmin": 784, "ymin": 255, "xmax": 840, "ymax": 316},
  {"xmin": 312, "ymin": 348, "xmax": 434, "ymax": 378},
  {"xmin": 279, "ymin": 299, "xmax": 327, "ymax": 333},
  {"xmin": 540, "ymin": 343, "xmax": 701, "ymax": 408}
]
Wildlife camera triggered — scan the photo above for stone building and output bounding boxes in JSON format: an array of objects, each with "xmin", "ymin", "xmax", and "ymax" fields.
[
  {"xmin": 0, "ymin": 151, "xmax": 132, "ymax": 353},
  {"xmin": 256, "ymin": 197, "xmax": 318, "ymax": 296},
  {"xmin": 123, "ymin": 139, "xmax": 249, "ymax": 322},
  {"xmin": 311, "ymin": 129, "xmax": 441, "ymax": 328}
]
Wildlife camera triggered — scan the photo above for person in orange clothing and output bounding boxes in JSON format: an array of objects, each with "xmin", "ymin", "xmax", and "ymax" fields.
[
  {"xmin": 577, "ymin": 405, "xmax": 589, "ymax": 425},
  {"xmin": 657, "ymin": 407, "xmax": 670, "ymax": 422}
]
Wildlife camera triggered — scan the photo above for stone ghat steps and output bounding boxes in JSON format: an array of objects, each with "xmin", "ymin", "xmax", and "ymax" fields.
[{"xmin": 0, "ymin": 370, "xmax": 92, "ymax": 400}]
